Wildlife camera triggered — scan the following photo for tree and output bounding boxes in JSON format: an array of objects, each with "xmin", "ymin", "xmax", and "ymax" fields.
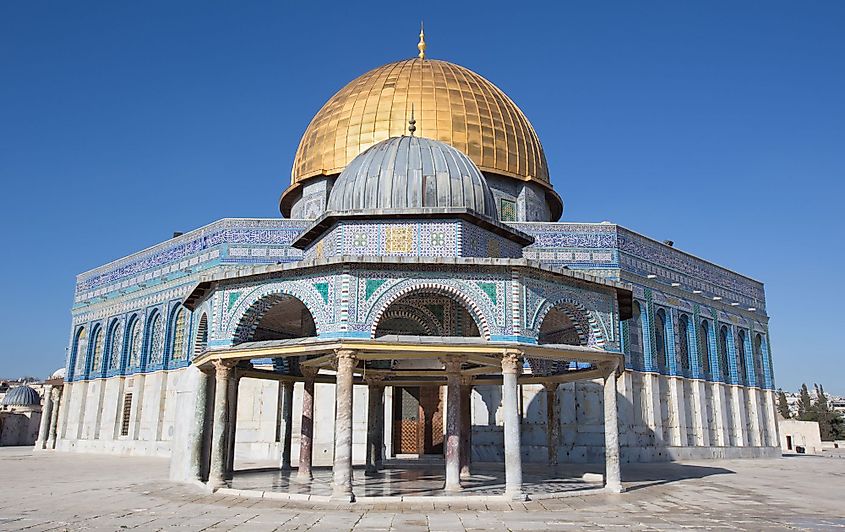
[
  {"xmin": 811, "ymin": 384, "xmax": 845, "ymax": 441},
  {"xmin": 798, "ymin": 383, "xmax": 812, "ymax": 419},
  {"xmin": 777, "ymin": 388, "xmax": 791, "ymax": 419}
]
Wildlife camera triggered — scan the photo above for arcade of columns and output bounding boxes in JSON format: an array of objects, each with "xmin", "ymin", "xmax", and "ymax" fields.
[{"xmin": 197, "ymin": 348, "xmax": 624, "ymax": 502}]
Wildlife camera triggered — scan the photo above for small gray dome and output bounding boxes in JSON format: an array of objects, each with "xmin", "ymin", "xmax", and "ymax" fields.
[
  {"xmin": 2, "ymin": 385, "xmax": 40, "ymax": 407},
  {"xmin": 326, "ymin": 136, "xmax": 497, "ymax": 217}
]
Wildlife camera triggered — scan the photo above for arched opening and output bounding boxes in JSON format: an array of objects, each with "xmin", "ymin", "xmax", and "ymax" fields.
[
  {"xmin": 145, "ymin": 311, "xmax": 165, "ymax": 369},
  {"xmin": 538, "ymin": 305, "xmax": 587, "ymax": 346},
  {"xmin": 654, "ymin": 308, "xmax": 668, "ymax": 373},
  {"xmin": 753, "ymin": 334, "xmax": 765, "ymax": 386},
  {"xmin": 194, "ymin": 313, "xmax": 209, "ymax": 357},
  {"xmin": 677, "ymin": 314, "xmax": 691, "ymax": 377},
  {"xmin": 106, "ymin": 320, "xmax": 123, "ymax": 373},
  {"xmin": 373, "ymin": 289, "xmax": 482, "ymax": 457},
  {"xmin": 699, "ymin": 320, "xmax": 712, "ymax": 379},
  {"xmin": 627, "ymin": 302, "xmax": 645, "ymax": 370},
  {"xmin": 736, "ymin": 329, "xmax": 747, "ymax": 386},
  {"xmin": 126, "ymin": 317, "xmax": 143, "ymax": 371},
  {"xmin": 72, "ymin": 327, "xmax": 88, "ymax": 378},
  {"xmin": 374, "ymin": 290, "xmax": 481, "ymax": 339},
  {"xmin": 169, "ymin": 307, "xmax": 188, "ymax": 363},
  {"xmin": 235, "ymin": 294, "xmax": 317, "ymax": 344},
  {"xmin": 718, "ymin": 325, "xmax": 730, "ymax": 382},
  {"xmin": 90, "ymin": 325, "xmax": 105, "ymax": 376}
]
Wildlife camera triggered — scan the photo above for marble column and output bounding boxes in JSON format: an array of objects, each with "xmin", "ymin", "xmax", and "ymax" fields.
[
  {"xmin": 34, "ymin": 385, "xmax": 53, "ymax": 450},
  {"xmin": 459, "ymin": 377, "xmax": 472, "ymax": 479},
  {"xmin": 603, "ymin": 363, "xmax": 624, "ymax": 493},
  {"xmin": 544, "ymin": 382, "xmax": 560, "ymax": 466},
  {"xmin": 186, "ymin": 368, "xmax": 210, "ymax": 483},
  {"xmin": 297, "ymin": 367, "xmax": 318, "ymax": 481},
  {"xmin": 278, "ymin": 381, "xmax": 294, "ymax": 471},
  {"xmin": 224, "ymin": 373, "xmax": 240, "ymax": 480},
  {"xmin": 208, "ymin": 360, "xmax": 234, "ymax": 489},
  {"xmin": 502, "ymin": 352, "xmax": 526, "ymax": 500},
  {"xmin": 443, "ymin": 358, "xmax": 463, "ymax": 492},
  {"xmin": 47, "ymin": 386, "xmax": 62, "ymax": 449},
  {"xmin": 332, "ymin": 349, "xmax": 357, "ymax": 502},
  {"xmin": 365, "ymin": 377, "xmax": 385, "ymax": 476}
]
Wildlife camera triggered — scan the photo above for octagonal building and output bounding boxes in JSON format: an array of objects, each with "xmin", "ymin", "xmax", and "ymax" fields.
[{"xmin": 40, "ymin": 38, "xmax": 779, "ymax": 501}]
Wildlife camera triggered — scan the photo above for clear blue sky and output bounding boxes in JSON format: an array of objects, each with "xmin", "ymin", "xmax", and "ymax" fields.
[{"xmin": 1, "ymin": 2, "xmax": 842, "ymax": 394}]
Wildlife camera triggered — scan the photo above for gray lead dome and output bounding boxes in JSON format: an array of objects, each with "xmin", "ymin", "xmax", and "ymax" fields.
[
  {"xmin": 326, "ymin": 136, "xmax": 498, "ymax": 218},
  {"xmin": 2, "ymin": 385, "xmax": 40, "ymax": 407}
]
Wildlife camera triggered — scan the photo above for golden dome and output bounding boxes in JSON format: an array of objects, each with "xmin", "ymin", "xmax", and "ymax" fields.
[{"xmin": 282, "ymin": 58, "xmax": 556, "ymax": 216}]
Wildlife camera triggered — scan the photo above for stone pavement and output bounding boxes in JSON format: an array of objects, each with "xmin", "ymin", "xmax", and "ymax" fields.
[{"xmin": 1, "ymin": 447, "xmax": 843, "ymax": 531}]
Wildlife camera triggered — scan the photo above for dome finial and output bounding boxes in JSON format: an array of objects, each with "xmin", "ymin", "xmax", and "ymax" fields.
[
  {"xmin": 417, "ymin": 22, "xmax": 426, "ymax": 59},
  {"xmin": 408, "ymin": 103, "xmax": 416, "ymax": 135}
]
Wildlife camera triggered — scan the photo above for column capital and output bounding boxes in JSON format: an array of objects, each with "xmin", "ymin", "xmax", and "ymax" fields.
[
  {"xmin": 599, "ymin": 359, "xmax": 621, "ymax": 378},
  {"xmin": 440, "ymin": 356, "xmax": 466, "ymax": 374},
  {"xmin": 300, "ymin": 366, "xmax": 319, "ymax": 380},
  {"xmin": 334, "ymin": 348, "xmax": 358, "ymax": 361},
  {"xmin": 501, "ymin": 352, "xmax": 522, "ymax": 375},
  {"xmin": 364, "ymin": 373, "xmax": 386, "ymax": 386},
  {"xmin": 212, "ymin": 359, "xmax": 237, "ymax": 378},
  {"xmin": 50, "ymin": 386, "xmax": 62, "ymax": 401},
  {"xmin": 459, "ymin": 375, "xmax": 473, "ymax": 387}
]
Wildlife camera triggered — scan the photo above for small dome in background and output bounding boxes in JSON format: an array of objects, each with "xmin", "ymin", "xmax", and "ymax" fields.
[
  {"xmin": 50, "ymin": 367, "xmax": 66, "ymax": 380},
  {"xmin": 326, "ymin": 136, "xmax": 497, "ymax": 218},
  {"xmin": 2, "ymin": 385, "xmax": 41, "ymax": 407}
]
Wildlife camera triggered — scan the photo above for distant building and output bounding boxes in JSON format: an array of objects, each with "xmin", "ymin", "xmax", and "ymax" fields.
[
  {"xmin": 0, "ymin": 385, "xmax": 43, "ymax": 446},
  {"xmin": 779, "ymin": 417, "xmax": 823, "ymax": 455}
]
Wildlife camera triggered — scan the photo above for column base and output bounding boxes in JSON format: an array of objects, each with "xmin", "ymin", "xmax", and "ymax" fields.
[
  {"xmin": 330, "ymin": 491, "xmax": 355, "ymax": 503},
  {"xmin": 444, "ymin": 482, "xmax": 463, "ymax": 492},
  {"xmin": 294, "ymin": 470, "xmax": 313, "ymax": 482},
  {"xmin": 504, "ymin": 490, "xmax": 528, "ymax": 501},
  {"xmin": 604, "ymin": 483, "xmax": 625, "ymax": 494},
  {"xmin": 460, "ymin": 467, "xmax": 472, "ymax": 480},
  {"xmin": 207, "ymin": 478, "xmax": 228, "ymax": 491}
]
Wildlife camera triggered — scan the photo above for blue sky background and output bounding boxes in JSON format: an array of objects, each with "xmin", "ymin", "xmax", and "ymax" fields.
[{"xmin": 1, "ymin": 2, "xmax": 842, "ymax": 394}]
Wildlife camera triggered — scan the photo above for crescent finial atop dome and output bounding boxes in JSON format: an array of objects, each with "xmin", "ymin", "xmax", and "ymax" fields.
[{"xmin": 417, "ymin": 22, "xmax": 426, "ymax": 59}]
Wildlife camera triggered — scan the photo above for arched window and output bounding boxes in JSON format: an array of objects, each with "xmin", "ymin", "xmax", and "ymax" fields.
[
  {"xmin": 90, "ymin": 326, "xmax": 105, "ymax": 375},
  {"xmin": 146, "ymin": 312, "xmax": 165, "ymax": 367},
  {"xmin": 736, "ymin": 329, "xmax": 747, "ymax": 386},
  {"xmin": 627, "ymin": 302, "xmax": 645, "ymax": 370},
  {"xmin": 107, "ymin": 321, "xmax": 123, "ymax": 372},
  {"xmin": 72, "ymin": 327, "xmax": 88, "ymax": 377},
  {"xmin": 169, "ymin": 307, "xmax": 188, "ymax": 362},
  {"xmin": 194, "ymin": 313, "xmax": 209, "ymax": 357},
  {"xmin": 678, "ymin": 314, "xmax": 690, "ymax": 377},
  {"xmin": 699, "ymin": 320, "xmax": 712, "ymax": 378},
  {"xmin": 654, "ymin": 308, "xmax": 668, "ymax": 373},
  {"xmin": 753, "ymin": 334, "xmax": 765, "ymax": 386},
  {"xmin": 127, "ymin": 318, "xmax": 143, "ymax": 370},
  {"xmin": 718, "ymin": 325, "xmax": 730, "ymax": 382}
]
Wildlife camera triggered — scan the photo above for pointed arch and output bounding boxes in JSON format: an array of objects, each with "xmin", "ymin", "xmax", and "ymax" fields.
[
  {"xmin": 194, "ymin": 312, "xmax": 209, "ymax": 357},
  {"xmin": 533, "ymin": 296, "xmax": 607, "ymax": 348},
  {"xmin": 125, "ymin": 314, "xmax": 143, "ymax": 372},
  {"xmin": 105, "ymin": 319, "xmax": 124, "ymax": 375},
  {"xmin": 89, "ymin": 324, "xmax": 105, "ymax": 377},
  {"xmin": 168, "ymin": 306, "xmax": 189, "ymax": 363},
  {"xmin": 369, "ymin": 282, "xmax": 491, "ymax": 340},
  {"xmin": 233, "ymin": 293, "xmax": 317, "ymax": 344},
  {"xmin": 71, "ymin": 326, "xmax": 88, "ymax": 379}
]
